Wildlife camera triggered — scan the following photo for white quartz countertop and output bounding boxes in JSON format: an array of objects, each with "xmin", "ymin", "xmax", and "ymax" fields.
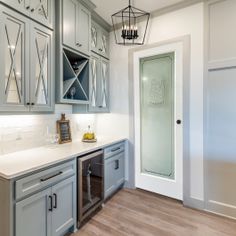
[{"xmin": 0, "ymin": 137, "xmax": 127, "ymax": 180}]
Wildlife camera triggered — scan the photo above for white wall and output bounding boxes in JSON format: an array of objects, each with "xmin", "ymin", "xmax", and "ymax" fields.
[{"xmin": 107, "ymin": 3, "xmax": 204, "ymax": 201}]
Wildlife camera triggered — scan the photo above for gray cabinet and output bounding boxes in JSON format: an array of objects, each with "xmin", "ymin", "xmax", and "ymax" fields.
[
  {"xmin": 15, "ymin": 177, "xmax": 75, "ymax": 236},
  {"xmin": 104, "ymin": 142, "xmax": 125, "ymax": 199},
  {"xmin": 0, "ymin": 5, "xmax": 54, "ymax": 112},
  {"xmin": 0, "ymin": 0, "xmax": 53, "ymax": 28},
  {"xmin": 30, "ymin": 22, "xmax": 53, "ymax": 112},
  {"xmin": 62, "ymin": 0, "xmax": 90, "ymax": 56},
  {"xmin": 88, "ymin": 52, "xmax": 109, "ymax": 112},
  {"xmin": 91, "ymin": 21, "xmax": 109, "ymax": 59},
  {"xmin": 52, "ymin": 177, "xmax": 75, "ymax": 236},
  {"xmin": 15, "ymin": 188, "xmax": 51, "ymax": 236},
  {"xmin": 15, "ymin": 161, "xmax": 76, "ymax": 236},
  {"xmin": 0, "ymin": 6, "xmax": 29, "ymax": 111}
]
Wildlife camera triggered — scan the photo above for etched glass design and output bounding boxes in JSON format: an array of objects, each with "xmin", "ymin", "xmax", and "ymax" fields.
[{"xmin": 140, "ymin": 53, "xmax": 175, "ymax": 179}]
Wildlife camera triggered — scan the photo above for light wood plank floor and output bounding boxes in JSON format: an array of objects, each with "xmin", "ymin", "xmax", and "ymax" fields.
[{"xmin": 72, "ymin": 189, "xmax": 236, "ymax": 236}]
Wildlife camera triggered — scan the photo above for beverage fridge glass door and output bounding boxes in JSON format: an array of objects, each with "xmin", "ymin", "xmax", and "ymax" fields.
[{"xmin": 78, "ymin": 150, "xmax": 104, "ymax": 224}]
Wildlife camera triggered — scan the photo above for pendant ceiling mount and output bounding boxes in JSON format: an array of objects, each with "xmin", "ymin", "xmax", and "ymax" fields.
[{"xmin": 111, "ymin": 0, "xmax": 150, "ymax": 45}]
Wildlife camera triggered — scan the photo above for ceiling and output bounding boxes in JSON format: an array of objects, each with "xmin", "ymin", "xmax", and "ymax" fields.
[{"xmin": 91, "ymin": 0, "xmax": 185, "ymax": 24}]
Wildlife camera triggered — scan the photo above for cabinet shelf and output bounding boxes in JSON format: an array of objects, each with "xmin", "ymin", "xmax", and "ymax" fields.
[{"xmin": 62, "ymin": 48, "xmax": 89, "ymax": 104}]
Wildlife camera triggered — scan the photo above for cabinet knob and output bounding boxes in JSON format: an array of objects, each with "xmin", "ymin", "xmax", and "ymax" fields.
[
  {"xmin": 26, "ymin": 6, "xmax": 30, "ymax": 10},
  {"xmin": 31, "ymin": 103, "xmax": 35, "ymax": 106},
  {"xmin": 26, "ymin": 102, "xmax": 30, "ymax": 106},
  {"xmin": 76, "ymin": 43, "xmax": 82, "ymax": 47},
  {"xmin": 99, "ymin": 48, "xmax": 102, "ymax": 51},
  {"xmin": 31, "ymin": 8, "xmax": 35, "ymax": 12}
]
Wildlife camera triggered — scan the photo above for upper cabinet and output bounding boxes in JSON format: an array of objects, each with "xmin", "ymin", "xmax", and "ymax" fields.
[
  {"xmin": 89, "ymin": 52, "xmax": 109, "ymax": 112},
  {"xmin": 0, "ymin": 0, "xmax": 54, "ymax": 29},
  {"xmin": 0, "ymin": 5, "xmax": 54, "ymax": 112},
  {"xmin": 91, "ymin": 21, "xmax": 109, "ymax": 59},
  {"xmin": 30, "ymin": 22, "xmax": 53, "ymax": 112},
  {"xmin": 0, "ymin": 6, "xmax": 29, "ymax": 111},
  {"xmin": 62, "ymin": 0, "xmax": 91, "ymax": 56}
]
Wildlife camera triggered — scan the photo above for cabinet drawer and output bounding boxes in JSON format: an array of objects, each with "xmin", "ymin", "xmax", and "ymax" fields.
[
  {"xmin": 104, "ymin": 151, "xmax": 125, "ymax": 199},
  {"xmin": 15, "ymin": 160, "xmax": 76, "ymax": 200},
  {"xmin": 104, "ymin": 142, "xmax": 125, "ymax": 159}
]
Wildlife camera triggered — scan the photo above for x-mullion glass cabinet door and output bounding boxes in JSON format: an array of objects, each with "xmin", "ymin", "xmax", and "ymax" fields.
[
  {"xmin": 91, "ymin": 22, "xmax": 99, "ymax": 54},
  {"xmin": 0, "ymin": 6, "xmax": 30, "ymax": 111},
  {"xmin": 89, "ymin": 52, "xmax": 100, "ymax": 112},
  {"xmin": 89, "ymin": 53, "xmax": 109, "ymax": 113},
  {"xmin": 29, "ymin": 0, "xmax": 53, "ymax": 29},
  {"xmin": 1, "ymin": 0, "xmax": 30, "ymax": 16},
  {"xmin": 98, "ymin": 29, "xmax": 109, "ymax": 59},
  {"xmin": 98, "ymin": 57, "xmax": 109, "ymax": 112},
  {"xmin": 91, "ymin": 21, "xmax": 109, "ymax": 59},
  {"xmin": 30, "ymin": 21, "xmax": 53, "ymax": 112}
]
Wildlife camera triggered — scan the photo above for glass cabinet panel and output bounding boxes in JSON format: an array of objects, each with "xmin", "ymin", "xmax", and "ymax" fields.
[
  {"xmin": 31, "ymin": 23, "xmax": 52, "ymax": 110},
  {"xmin": 30, "ymin": 0, "xmax": 51, "ymax": 27},
  {"xmin": 99, "ymin": 58, "xmax": 109, "ymax": 109},
  {"xmin": 90, "ymin": 53, "xmax": 99, "ymax": 108},
  {"xmin": 99, "ymin": 31, "xmax": 109, "ymax": 58},
  {"xmin": 91, "ymin": 24, "xmax": 98, "ymax": 50},
  {"xmin": 1, "ymin": 0, "xmax": 30, "ymax": 14},
  {"xmin": 2, "ymin": 10, "xmax": 27, "ymax": 107}
]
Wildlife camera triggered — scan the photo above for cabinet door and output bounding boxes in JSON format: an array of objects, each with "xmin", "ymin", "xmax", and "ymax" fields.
[
  {"xmin": 104, "ymin": 152, "xmax": 125, "ymax": 199},
  {"xmin": 98, "ymin": 57, "xmax": 109, "ymax": 112},
  {"xmin": 15, "ymin": 188, "xmax": 52, "ymax": 236},
  {"xmin": 0, "ymin": 6, "xmax": 29, "ymax": 111},
  {"xmin": 0, "ymin": 0, "xmax": 30, "ymax": 16},
  {"xmin": 104, "ymin": 152, "xmax": 125, "ymax": 198},
  {"xmin": 98, "ymin": 29, "xmax": 109, "ymax": 59},
  {"xmin": 30, "ymin": 22, "xmax": 53, "ymax": 112},
  {"xmin": 29, "ymin": 0, "xmax": 53, "ymax": 28},
  {"xmin": 77, "ymin": 3, "xmax": 90, "ymax": 56},
  {"xmin": 89, "ymin": 52, "xmax": 100, "ymax": 111},
  {"xmin": 91, "ymin": 21, "xmax": 99, "ymax": 54},
  {"xmin": 62, "ymin": 0, "xmax": 77, "ymax": 50},
  {"xmin": 51, "ymin": 177, "xmax": 76, "ymax": 236},
  {"xmin": 113, "ymin": 152, "xmax": 125, "ymax": 186},
  {"xmin": 104, "ymin": 157, "xmax": 117, "ymax": 199}
]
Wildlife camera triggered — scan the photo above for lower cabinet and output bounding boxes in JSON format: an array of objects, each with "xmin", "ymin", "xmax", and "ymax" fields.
[
  {"xmin": 104, "ymin": 142, "xmax": 125, "ymax": 199},
  {"xmin": 16, "ymin": 176, "xmax": 75, "ymax": 236},
  {"xmin": 51, "ymin": 177, "xmax": 75, "ymax": 236},
  {"xmin": 15, "ymin": 188, "xmax": 51, "ymax": 236}
]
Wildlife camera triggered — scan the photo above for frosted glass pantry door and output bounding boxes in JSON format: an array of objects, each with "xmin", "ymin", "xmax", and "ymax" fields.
[
  {"xmin": 134, "ymin": 42, "xmax": 183, "ymax": 200},
  {"xmin": 140, "ymin": 53, "xmax": 174, "ymax": 179}
]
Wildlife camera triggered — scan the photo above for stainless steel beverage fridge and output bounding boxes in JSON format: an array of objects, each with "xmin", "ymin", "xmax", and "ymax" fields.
[{"xmin": 77, "ymin": 150, "xmax": 104, "ymax": 226}]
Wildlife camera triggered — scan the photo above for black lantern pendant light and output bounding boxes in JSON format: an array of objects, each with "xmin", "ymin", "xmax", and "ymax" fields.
[{"xmin": 111, "ymin": 0, "xmax": 150, "ymax": 45}]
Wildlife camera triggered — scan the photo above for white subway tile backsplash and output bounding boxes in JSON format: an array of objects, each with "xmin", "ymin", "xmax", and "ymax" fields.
[{"xmin": 0, "ymin": 104, "xmax": 128, "ymax": 155}]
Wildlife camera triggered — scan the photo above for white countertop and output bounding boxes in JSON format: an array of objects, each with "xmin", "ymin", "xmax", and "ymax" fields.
[{"xmin": 0, "ymin": 137, "xmax": 127, "ymax": 180}]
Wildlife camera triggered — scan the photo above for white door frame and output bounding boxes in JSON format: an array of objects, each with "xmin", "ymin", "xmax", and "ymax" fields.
[{"xmin": 132, "ymin": 41, "xmax": 188, "ymax": 200}]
